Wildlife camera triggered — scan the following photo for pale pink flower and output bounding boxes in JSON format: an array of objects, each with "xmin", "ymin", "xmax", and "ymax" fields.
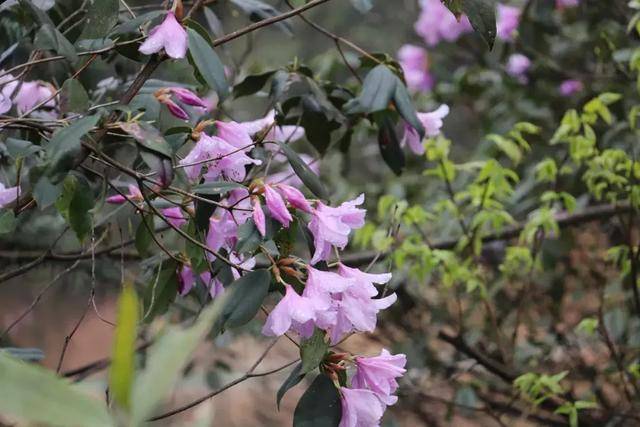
[
  {"xmin": 415, "ymin": 0, "xmax": 472, "ymax": 47},
  {"xmin": 215, "ymin": 120, "xmax": 254, "ymax": 151},
  {"xmin": 240, "ymin": 110, "xmax": 305, "ymax": 144},
  {"xmin": 252, "ymin": 197, "xmax": 266, "ymax": 236},
  {"xmin": 497, "ymin": 4, "xmax": 520, "ymax": 41},
  {"xmin": 559, "ymin": 79, "xmax": 583, "ymax": 96},
  {"xmin": 139, "ymin": 11, "xmax": 188, "ymax": 59},
  {"xmin": 352, "ymin": 349, "xmax": 407, "ymax": 405},
  {"xmin": 206, "ymin": 214, "xmax": 238, "ymax": 252},
  {"xmin": 0, "ymin": 182, "xmax": 19, "ymax": 207},
  {"xmin": 506, "ymin": 54, "xmax": 531, "ymax": 83},
  {"xmin": 308, "ymin": 194, "xmax": 366, "ymax": 264},
  {"xmin": 162, "ymin": 206, "xmax": 187, "ymax": 228},
  {"xmin": 277, "ymin": 184, "xmax": 313, "ymax": 213},
  {"xmin": 179, "ymin": 133, "xmax": 261, "ymax": 182},
  {"xmin": 14, "ymin": 81, "xmax": 56, "ymax": 115},
  {"xmin": 339, "ymin": 387, "xmax": 386, "ymax": 427},
  {"xmin": 106, "ymin": 184, "xmax": 143, "ymax": 204},
  {"xmin": 402, "ymin": 104, "xmax": 450, "ymax": 155},
  {"xmin": 398, "ymin": 44, "xmax": 433, "ymax": 93},
  {"xmin": 262, "ymin": 284, "xmax": 318, "ymax": 337},
  {"xmin": 264, "ymin": 184, "xmax": 292, "ymax": 227},
  {"xmin": 178, "ymin": 265, "xmax": 224, "ymax": 298}
]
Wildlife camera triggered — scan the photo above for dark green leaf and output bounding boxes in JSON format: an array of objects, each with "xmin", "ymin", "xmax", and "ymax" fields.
[
  {"xmin": 55, "ymin": 174, "xmax": 94, "ymax": 241},
  {"xmin": 142, "ymin": 260, "xmax": 179, "ymax": 322},
  {"xmin": 187, "ymin": 28, "xmax": 229, "ymax": 99},
  {"xmin": 135, "ymin": 215, "xmax": 153, "ymax": 257},
  {"xmin": 300, "ymin": 329, "xmax": 328, "ymax": 374},
  {"xmin": 377, "ymin": 114, "xmax": 405, "ymax": 175},
  {"xmin": 5, "ymin": 138, "xmax": 40, "ymax": 159},
  {"xmin": 293, "ymin": 374, "xmax": 342, "ymax": 427},
  {"xmin": 230, "ymin": 0, "xmax": 292, "ymax": 35},
  {"xmin": 140, "ymin": 151, "xmax": 174, "ymax": 188},
  {"xmin": 75, "ymin": 38, "xmax": 115, "ymax": 51},
  {"xmin": 393, "ymin": 78, "xmax": 424, "ymax": 138},
  {"xmin": 32, "ymin": 176, "xmax": 62, "ymax": 209},
  {"xmin": 461, "ymin": 0, "xmax": 496, "ymax": 49},
  {"xmin": 109, "ymin": 286, "xmax": 138, "ymax": 410},
  {"xmin": 220, "ymin": 269, "xmax": 271, "ymax": 328},
  {"xmin": 236, "ymin": 220, "xmax": 262, "ymax": 253},
  {"xmin": 45, "ymin": 115, "xmax": 100, "ymax": 182},
  {"xmin": 277, "ymin": 363, "xmax": 305, "ymax": 410},
  {"xmin": 276, "ymin": 141, "xmax": 328, "ymax": 200},
  {"xmin": 78, "ymin": 0, "xmax": 119, "ymax": 40},
  {"xmin": 204, "ymin": 7, "xmax": 225, "ymax": 38},
  {"xmin": 59, "ymin": 79, "xmax": 89, "ymax": 114},
  {"xmin": 109, "ymin": 11, "xmax": 164, "ymax": 36},
  {"xmin": 345, "ymin": 65, "xmax": 397, "ymax": 114},
  {"xmin": 194, "ymin": 193, "xmax": 220, "ymax": 233},
  {"xmin": 192, "ymin": 181, "xmax": 245, "ymax": 195},
  {"xmin": 234, "ymin": 71, "xmax": 276, "ymax": 98},
  {"xmin": 0, "ymin": 211, "xmax": 16, "ymax": 235},
  {"xmin": 34, "ymin": 25, "xmax": 77, "ymax": 62}
]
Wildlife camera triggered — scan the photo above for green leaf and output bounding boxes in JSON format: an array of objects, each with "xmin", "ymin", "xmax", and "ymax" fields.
[
  {"xmin": 120, "ymin": 121, "xmax": 173, "ymax": 157},
  {"xmin": 0, "ymin": 353, "xmax": 113, "ymax": 427},
  {"xmin": 0, "ymin": 210, "xmax": 16, "ymax": 235},
  {"xmin": 277, "ymin": 363, "xmax": 305, "ymax": 409},
  {"xmin": 192, "ymin": 181, "xmax": 245, "ymax": 195},
  {"xmin": 300, "ymin": 329, "xmax": 328, "ymax": 374},
  {"xmin": 33, "ymin": 175, "xmax": 62, "ymax": 209},
  {"xmin": 219, "ymin": 269, "xmax": 271, "ymax": 329},
  {"xmin": 377, "ymin": 114, "xmax": 405, "ymax": 175},
  {"xmin": 135, "ymin": 215, "xmax": 153, "ymax": 257},
  {"xmin": 109, "ymin": 286, "xmax": 139, "ymax": 411},
  {"xmin": 230, "ymin": 0, "xmax": 293, "ymax": 35},
  {"xmin": 5, "ymin": 137, "xmax": 41, "ymax": 159},
  {"xmin": 234, "ymin": 70, "xmax": 277, "ymax": 98},
  {"xmin": 142, "ymin": 260, "xmax": 179, "ymax": 322},
  {"xmin": 109, "ymin": 11, "xmax": 164, "ymax": 36},
  {"xmin": 34, "ymin": 24, "xmax": 77, "ymax": 62},
  {"xmin": 59, "ymin": 79, "xmax": 89, "ymax": 114},
  {"xmin": 55, "ymin": 174, "xmax": 94, "ymax": 241},
  {"xmin": 187, "ymin": 28, "xmax": 229, "ymax": 99},
  {"xmin": 236, "ymin": 220, "xmax": 263, "ymax": 253},
  {"xmin": 78, "ymin": 0, "xmax": 119, "ymax": 40},
  {"xmin": 45, "ymin": 115, "xmax": 100, "ymax": 182},
  {"xmin": 461, "ymin": 0, "xmax": 496, "ymax": 49},
  {"xmin": 345, "ymin": 65, "xmax": 397, "ymax": 114},
  {"xmin": 131, "ymin": 299, "xmax": 224, "ymax": 423},
  {"xmin": 293, "ymin": 374, "xmax": 342, "ymax": 427},
  {"xmin": 276, "ymin": 141, "xmax": 328, "ymax": 199},
  {"xmin": 393, "ymin": 78, "xmax": 425, "ymax": 138}
]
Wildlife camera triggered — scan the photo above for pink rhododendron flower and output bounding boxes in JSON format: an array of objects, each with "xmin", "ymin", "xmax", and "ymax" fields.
[
  {"xmin": 215, "ymin": 120, "xmax": 254, "ymax": 151},
  {"xmin": 0, "ymin": 71, "xmax": 16, "ymax": 114},
  {"xmin": 264, "ymin": 184, "xmax": 292, "ymax": 227},
  {"xmin": 277, "ymin": 184, "xmax": 313, "ymax": 213},
  {"xmin": 206, "ymin": 214, "xmax": 238, "ymax": 252},
  {"xmin": 506, "ymin": 54, "xmax": 531, "ymax": 83},
  {"xmin": 352, "ymin": 349, "xmax": 407, "ymax": 405},
  {"xmin": 178, "ymin": 265, "xmax": 224, "ymax": 298},
  {"xmin": 162, "ymin": 206, "xmax": 187, "ymax": 228},
  {"xmin": 496, "ymin": 4, "xmax": 520, "ymax": 41},
  {"xmin": 240, "ymin": 110, "xmax": 305, "ymax": 144},
  {"xmin": 0, "ymin": 182, "xmax": 20, "ymax": 208},
  {"xmin": 556, "ymin": 0, "xmax": 579, "ymax": 9},
  {"xmin": 261, "ymin": 284, "xmax": 319, "ymax": 336},
  {"xmin": 14, "ymin": 81, "xmax": 56, "ymax": 115},
  {"xmin": 106, "ymin": 184, "xmax": 143, "ymax": 204},
  {"xmin": 179, "ymin": 133, "xmax": 261, "ymax": 182},
  {"xmin": 397, "ymin": 44, "xmax": 433, "ymax": 92},
  {"xmin": 252, "ymin": 197, "xmax": 266, "ymax": 236},
  {"xmin": 339, "ymin": 387, "xmax": 386, "ymax": 427},
  {"xmin": 415, "ymin": 0, "xmax": 472, "ymax": 47},
  {"xmin": 308, "ymin": 195, "xmax": 366, "ymax": 264},
  {"xmin": 559, "ymin": 79, "xmax": 583, "ymax": 96},
  {"xmin": 402, "ymin": 104, "xmax": 450, "ymax": 155},
  {"xmin": 138, "ymin": 11, "xmax": 188, "ymax": 59}
]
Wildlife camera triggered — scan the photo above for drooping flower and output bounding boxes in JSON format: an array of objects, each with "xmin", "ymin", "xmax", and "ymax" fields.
[
  {"xmin": 339, "ymin": 387, "xmax": 386, "ymax": 427},
  {"xmin": 402, "ymin": 104, "xmax": 450, "ymax": 155},
  {"xmin": 414, "ymin": 0, "xmax": 472, "ymax": 47},
  {"xmin": 0, "ymin": 182, "xmax": 20, "ymax": 208},
  {"xmin": 179, "ymin": 133, "xmax": 261, "ymax": 182},
  {"xmin": 352, "ymin": 349, "xmax": 407, "ymax": 405},
  {"xmin": 556, "ymin": 0, "xmax": 579, "ymax": 9},
  {"xmin": 496, "ymin": 4, "xmax": 521, "ymax": 41},
  {"xmin": 14, "ymin": 81, "xmax": 56, "ymax": 115},
  {"xmin": 506, "ymin": 54, "xmax": 531, "ymax": 83},
  {"xmin": 308, "ymin": 195, "xmax": 366, "ymax": 264},
  {"xmin": 240, "ymin": 110, "xmax": 305, "ymax": 144},
  {"xmin": 397, "ymin": 44, "xmax": 433, "ymax": 93},
  {"xmin": 252, "ymin": 197, "xmax": 266, "ymax": 236},
  {"xmin": 338, "ymin": 264, "xmax": 392, "ymax": 298},
  {"xmin": 139, "ymin": 11, "xmax": 188, "ymax": 59},
  {"xmin": 261, "ymin": 284, "xmax": 319, "ymax": 337},
  {"xmin": 277, "ymin": 184, "xmax": 313, "ymax": 213},
  {"xmin": 162, "ymin": 206, "xmax": 187, "ymax": 228},
  {"xmin": 106, "ymin": 184, "xmax": 143, "ymax": 204},
  {"xmin": 559, "ymin": 79, "xmax": 583, "ymax": 96},
  {"xmin": 264, "ymin": 184, "xmax": 293, "ymax": 227}
]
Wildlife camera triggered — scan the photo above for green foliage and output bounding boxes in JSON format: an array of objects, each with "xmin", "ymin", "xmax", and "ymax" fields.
[{"xmin": 109, "ymin": 286, "xmax": 139, "ymax": 411}]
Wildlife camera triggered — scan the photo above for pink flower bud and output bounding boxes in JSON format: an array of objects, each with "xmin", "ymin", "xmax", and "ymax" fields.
[
  {"xmin": 278, "ymin": 184, "xmax": 312, "ymax": 213},
  {"xmin": 252, "ymin": 197, "xmax": 266, "ymax": 236},
  {"xmin": 264, "ymin": 184, "xmax": 292, "ymax": 227}
]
